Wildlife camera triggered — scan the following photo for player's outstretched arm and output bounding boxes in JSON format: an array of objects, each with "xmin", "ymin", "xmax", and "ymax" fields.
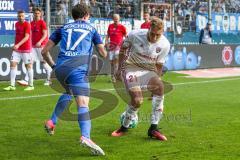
[
  {"xmin": 96, "ymin": 44, "xmax": 107, "ymax": 58},
  {"xmin": 41, "ymin": 40, "xmax": 55, "ymax": 68}
]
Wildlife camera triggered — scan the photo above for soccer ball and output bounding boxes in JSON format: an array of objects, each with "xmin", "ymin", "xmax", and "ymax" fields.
[{"xmin": 120, "ymin": 111, "xmax": 138, "ymax": 129}]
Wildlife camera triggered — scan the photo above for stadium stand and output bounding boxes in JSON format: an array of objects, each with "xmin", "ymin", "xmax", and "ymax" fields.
[
  {"xmin": 1, "ymin": 0, "xmax": 240, "ymax": 45},
  {"xmin": 28, "ymin": 0, "xmax": 239, "ymax": 32}
]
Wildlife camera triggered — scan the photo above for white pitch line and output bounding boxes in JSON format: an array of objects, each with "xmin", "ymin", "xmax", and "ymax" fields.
[
  {"xmin": 0, "ymin": 93, "xmax": 60, "ymax": 100},
  {"xmin": 0, "ymin": 77, "xmax": 239, "ymax": 101},
  {"xmin": 172, "ymin": 77, "xmax": 240, "ymax": 86}
]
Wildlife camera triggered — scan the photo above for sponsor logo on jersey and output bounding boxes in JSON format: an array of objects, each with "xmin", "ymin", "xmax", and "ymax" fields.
[{"xmin": 156, "ymin": 47, "xmax": 161, "ymax": 53}]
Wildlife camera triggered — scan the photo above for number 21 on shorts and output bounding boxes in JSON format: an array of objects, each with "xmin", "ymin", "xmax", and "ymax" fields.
[{"xmin": 128, "ymin": 74, "xmax": 137, "ymax": 83}]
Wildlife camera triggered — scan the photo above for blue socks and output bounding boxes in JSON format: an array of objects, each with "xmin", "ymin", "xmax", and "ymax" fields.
[
  {"xmin": 78, "ymin": 107, "xmax": 91, "ymax": 139},
  {"xmin": 51, "ymin": 94, "xmax": 72, "ymax": 125},
  {"xmin": 50, "ymin": 94, "xmax": 91, "ymax": 139}
]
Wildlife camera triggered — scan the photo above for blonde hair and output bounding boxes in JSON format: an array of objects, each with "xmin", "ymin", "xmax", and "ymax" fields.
[
  {"xmin": 113, "ymin": 14, "xmax": 120, "ymax": 19},
  {"xmin": 150, "ymin": 17, "xmax": 164, "ymax": 30}
]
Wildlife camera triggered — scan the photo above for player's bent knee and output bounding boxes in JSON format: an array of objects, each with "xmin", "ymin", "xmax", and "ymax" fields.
[
  {"xmin": 75, "ymin": 96, "xmax": 89, "ymax": 106},
  {"xmin": 132, "ymin": 97, "xmax": 143, "ymax": 107},
  {"xmin": 152, "ymin": 88, "xmax": 164, "ymax": 96},
  {"xmin": 10, "ymin": 62, "xmax": 17, "ymax": 68},
  {"xmin": 25, "ymin": 64, "xmax": 32, "ymax": 69},
  {"xmin": 148, "ymin": 81, "xmax": 164, "ymax": 95}
]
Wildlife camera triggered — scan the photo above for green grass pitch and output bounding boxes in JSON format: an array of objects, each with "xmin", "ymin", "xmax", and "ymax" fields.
[{"xmin": 0, "ymin": 72, "xmax": 239, "ymax": 160}]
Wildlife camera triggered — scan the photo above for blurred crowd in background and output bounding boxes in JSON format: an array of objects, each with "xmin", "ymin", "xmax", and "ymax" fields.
[{"xmin": 28, "ymin": 0, "xmax": 240, "ymax": 30}]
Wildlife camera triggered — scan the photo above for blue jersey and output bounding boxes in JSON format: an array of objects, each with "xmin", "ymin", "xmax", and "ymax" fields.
[{"xmin": 49, "ymin": 20, "xmax": 102, "ymax": 71}]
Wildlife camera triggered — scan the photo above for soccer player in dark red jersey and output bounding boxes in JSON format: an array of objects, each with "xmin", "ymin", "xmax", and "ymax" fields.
[
  {"xmin": 141, "ymin": 12, "xmax": 151, "ymax": 29},
  {"xmin": 31, "ymin": 8, "xmax": 52, "ymax": 85},
  {"xmin": 17, "ymin": 8, "xmax": 52, "ymax": 86},
  {"xmin": 4, "ymin": 10, "xmax": 34, "ymax": 91},
  {"xmin": 105, "ymin": 14, "xmax": 127, "ymax": 82}
]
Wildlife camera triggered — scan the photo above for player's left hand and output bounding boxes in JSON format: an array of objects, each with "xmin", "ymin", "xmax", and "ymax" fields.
[
  {"xmin": 36, "ymin": 42, "xmax": 42, "ymax": 47},
  {"xmin": 13, "ymin": 44, "xmax": 19, "ymax": 50}
]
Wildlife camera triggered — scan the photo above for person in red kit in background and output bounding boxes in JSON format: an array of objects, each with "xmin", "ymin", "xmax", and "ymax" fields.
[
  {"xmin": 17, "ymin": 8, "xmax": 52, "ymax": 86},
  {"xmin": 4, "ymin": 10, "xmax": 34, "ymax": 91},
  {"xmin": 141, "ymin": 12, "xmax": 151, "ymax": 29},
  {"xmin": 31, "ymin": 8, "xmax": 52, "ymax": 85},
  {"xmin": 105, "ymin": 14, "xmax": 127, "ymax": 83}
]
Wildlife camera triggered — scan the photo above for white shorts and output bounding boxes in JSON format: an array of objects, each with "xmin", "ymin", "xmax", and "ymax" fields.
[
  {"xmin": 32, "ymin": 47, "xmax": 44, "ymax": 62},
  {"xmin": 11, "ymin": 51, "xmax": 33, "ymax": 64},
  {"xmin": 109, "ymin": 49, "xmax": 120, "ymax": 61},
  {"xmin": 122, "ymin": 66, "xmax": 159, "ymax": 90}
]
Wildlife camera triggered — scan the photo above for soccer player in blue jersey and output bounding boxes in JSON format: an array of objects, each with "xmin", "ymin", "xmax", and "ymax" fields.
[{"xmin": 41, "ymin": 4, "xmax": 107, "ymax": 156}]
